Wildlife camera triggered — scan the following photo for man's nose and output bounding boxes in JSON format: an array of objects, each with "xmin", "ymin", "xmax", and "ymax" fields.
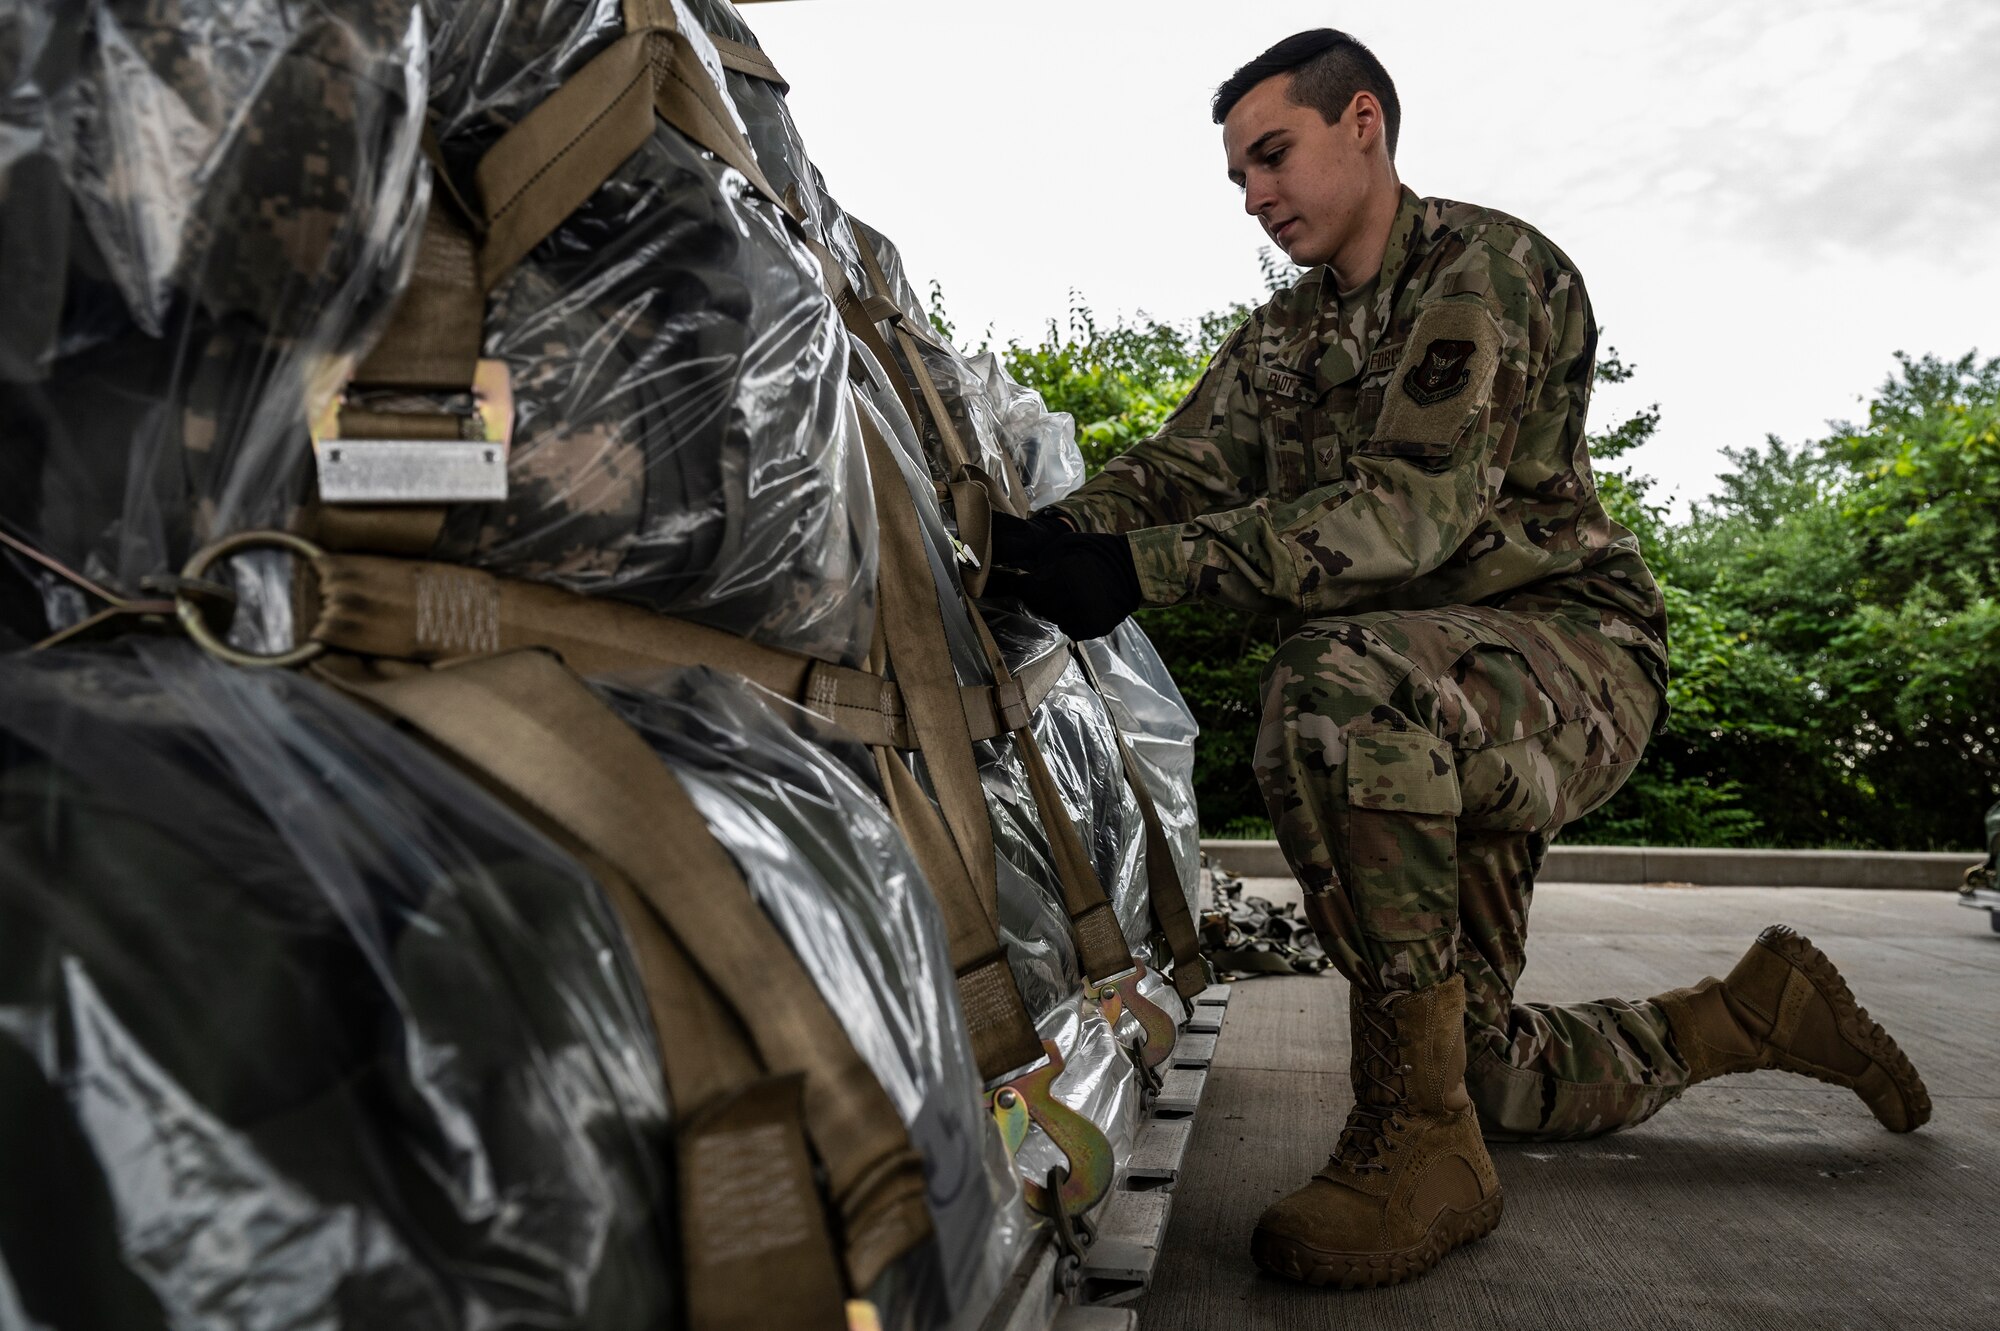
[{"xmin": 1243, "ymin": 172, "xmax": 1276, "ymax": 218}]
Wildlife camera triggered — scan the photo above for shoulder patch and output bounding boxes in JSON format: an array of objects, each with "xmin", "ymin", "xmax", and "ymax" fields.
[
  {"xmin": 1403, "ymin": 339, "xmax": 1476, "ymax": 406},
  {"xmin": 1364, "ymin": 300, "xmax": 1502, "ymax": 460}
]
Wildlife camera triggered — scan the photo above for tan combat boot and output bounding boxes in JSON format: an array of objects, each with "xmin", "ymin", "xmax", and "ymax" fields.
[
  {"xmin": 1654, "ymin": 924, "xmax": 1931, "ymax": 1131},
  {"xmin": 1251, "ymin": 974, "xmax": 1503, "ymax": 1288}
]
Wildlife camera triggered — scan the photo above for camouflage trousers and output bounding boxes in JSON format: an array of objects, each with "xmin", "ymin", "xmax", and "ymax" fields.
[{"xmin": 1253, "ymin": 605, "xmax": 1683, "ymax": 1140}]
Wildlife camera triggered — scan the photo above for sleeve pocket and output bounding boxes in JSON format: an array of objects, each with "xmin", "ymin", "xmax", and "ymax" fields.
[{"xmin": 1360, "ymin": 300, "xmax": 1502, "ymax": 468}]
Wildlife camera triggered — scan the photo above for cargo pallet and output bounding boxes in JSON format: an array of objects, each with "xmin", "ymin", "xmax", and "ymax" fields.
[{"xmin": 980, "ymin": 983, "xmax": 1232, "ymax": 1331}]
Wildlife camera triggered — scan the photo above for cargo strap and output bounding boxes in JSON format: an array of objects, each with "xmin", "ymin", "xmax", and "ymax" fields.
[
  {"xmin": 856, "ymin": 409, "xmax": 1017, "ymax": 1025},
  {"xmin": 705, "ymin": 31, "xmax": 788, "ymax": 88},
  {"xmin": 854, "ymin": 407, "xmax": 1118, "ymax": 1217},
  {"xmin": 1070, "ymin": 645, "xmax": 1211, "ymax": 1003},
  {"xmin": 812, "ymin": 236, "xmax": 1011, "ymax": 591},
  {"xmin": 316, "ymin": 650, "xmax": 928, "ymax": 1324},
  {"xmin": 856, "ymin": 410, "xmax": 1176, "ymax": 1068},
  {"xmin": 961, "ymin": 608, "xmax": 1132, "ymax": 988},
  {"xmin": 850, "ymin": 235, "xmax": 1030, "ymax": 519},
  {"xmin": 476, "ymin": 0, "xmax": 785, "ymax": 288},
  {"xmin": 307, "ymin": 195, "xmax": 493, "ymax": 556},
  {"xmin": 299, "ymin": 549, "xmax": 1069, "ymax": 749}
]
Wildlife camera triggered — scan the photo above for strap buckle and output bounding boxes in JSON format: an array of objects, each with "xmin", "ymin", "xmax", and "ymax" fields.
[
  {"xmin": 1086, "ymin": 962, "xmax": 1179, "ymax": 1073},
  {"xmin": 312, "ymin": 360, "xmax": 515, "ymax": 504},
  {"xmin": 987, "ymin": 1039, "xmax": 1114, "ymax": 1221}
]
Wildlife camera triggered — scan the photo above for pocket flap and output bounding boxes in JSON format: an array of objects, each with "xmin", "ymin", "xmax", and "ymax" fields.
[{"xmin": 1346, "ymin": 727, "xmax": 1462, "ymax": 816}]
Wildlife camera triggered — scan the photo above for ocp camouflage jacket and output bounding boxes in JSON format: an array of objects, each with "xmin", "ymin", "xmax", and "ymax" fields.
[{"xmin": 1051, "ymin": 186, "xmax": 1668, "ymax": 686}]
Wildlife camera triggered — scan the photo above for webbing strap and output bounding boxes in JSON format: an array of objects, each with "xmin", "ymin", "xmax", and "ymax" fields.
[
  {"xmin": 311, "ymin": 196, "xmax": 486, "ymax": 554},
  {"xmin": 851, "ymin": 234, "xmax": 1033, "ymax": 517},
  {"xmin": 302, "ymin": 551, "xmax": 1069, "ymax": 748},
  {"xmin": 875, "ymin": 750, "xmax": 1045, "ymax": 1079},
  {"xmin": 855, "ymin": 410, "xmax": 997, "ymax": 940},
  {"xmin": 705, "ymin": 31, "xmax": 788, "ymax": 88},
  {"xmin": 962, "ymin": 605, "xmax": 1135, "ymax": 985},
  {"xmin": 852, "ymin": 238, "xmax": 979, "ymax": 480},
  {"xmin": 854, "ymin": 407, "xmax": 1072, "ymax": 1087},
  {"xmin": 947, "ymin": 469, "xmax": 995, "ymax": 598},
  {"xmin": 318, "ymin": 651, "xmax": 928, "ymax": 1301},
  {"xmin": 806, "ymin": 233, "xmax": 928, "ymax": 437},
  {"xmin": 351, "ymin": 198, "xmax": 483, "ymax": 390},
  {"xmin": 1071, "ymin": 646, "xmax": 1210, "ymax": 1001},
  {"xmin": 575, "ymin": 852, "xmax": 847, "ymax": 1330},
  {"xmin": 475, "ymin": 0, "xmax": 784, "ymax": 289}
]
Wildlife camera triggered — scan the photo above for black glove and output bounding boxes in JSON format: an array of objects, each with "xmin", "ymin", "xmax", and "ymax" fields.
[
  {"xmin": 993, "ymin": 530, "xmax": 1142, "ymax": 640},
  {"xmin": 988, "ymin": 508, "xmax": 1075, "ymax": 573}
]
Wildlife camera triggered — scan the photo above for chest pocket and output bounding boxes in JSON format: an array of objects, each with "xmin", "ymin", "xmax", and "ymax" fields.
[{"xmin": 1250, "ymin": 361, "xmax": 1324, "ymax": 499}]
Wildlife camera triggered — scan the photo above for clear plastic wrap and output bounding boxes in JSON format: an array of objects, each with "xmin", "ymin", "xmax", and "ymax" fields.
[
  {"xmin": 2, "ymin": 0, "xmax": 874, "ymax": 667},
  {"xmin": 1087, "ymin": 621, "xmax": 1204, "ymax": 919},
  {"xmin": 0, "ymin": 643, "xmax": 679, "ymax": 1330},
  {"xmin": 413, "ymin": 0, "xmax": 874, "ymax": 664},
  {"xmin": 3, "ymin": 4, "xmax": 1215, "ymax": 1322},
  {"xmin": 1, "ymin": 0, "xmax": 429, "ymax": 625},
  {"xmin": 590, "ymin": 666, "xmax": 1024, "ymax": 1331},
  {"xmin": 964, "ymin": 351, "xmax": 1087, "ymax": 509}
]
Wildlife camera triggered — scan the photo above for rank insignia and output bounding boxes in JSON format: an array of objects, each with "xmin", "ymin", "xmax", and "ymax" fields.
[{"xmin": 1402, "ymin": 338, "xmax": 1476, "ymax": 407}]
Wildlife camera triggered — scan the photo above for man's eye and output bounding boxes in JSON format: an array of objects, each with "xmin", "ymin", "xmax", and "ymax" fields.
[{"xmin": 1267, "ymin": 148, "xmax": 1287, "ymax": 168}]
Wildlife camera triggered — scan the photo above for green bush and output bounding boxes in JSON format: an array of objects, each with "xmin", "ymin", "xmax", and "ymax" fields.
[{"xmin": 977, "ymin": 282, "xmax": 1999, "ymax": 851}]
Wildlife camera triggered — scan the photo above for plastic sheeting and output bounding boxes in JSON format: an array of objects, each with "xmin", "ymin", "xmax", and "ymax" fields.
[
  {"xmin": 0, "ymin": 644, "xmax": 680, "ymax": 1331},
  {"xmin": 0, "ymin": 0, "xmax": 429, "ymax": 630},
  {"xmin": 592, "ymin": 667, "xmax": 1022, "ymax": 1331},
  {"xmin": 1086, "ymin": 621, "xmax": 1204, "ymax": 920},
  {"xmin": 1, "ymin": 0, "xmax": 874, "ymax": 667},
  {"xmin": 420, "ymin": 0, "xmax": 875, "ymax": 665},
  {"xmin": 3, "ymin": 1, "xmax": 1213, "ymax": 1323}
]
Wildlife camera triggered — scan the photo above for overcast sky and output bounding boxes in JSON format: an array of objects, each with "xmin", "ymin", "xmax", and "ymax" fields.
[{"xmin": 745, "ymin": 0, "xmax": 2000, "ymax": 511}]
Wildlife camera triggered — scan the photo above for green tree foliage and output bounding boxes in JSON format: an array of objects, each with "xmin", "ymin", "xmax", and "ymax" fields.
[
  {"xmin": 986, "ymin": 283, "xmax": 1999, "ymax": 849},
  {"xmin": 1589, "ymin": 351, "xmax": 2000, "ymax": 849}
]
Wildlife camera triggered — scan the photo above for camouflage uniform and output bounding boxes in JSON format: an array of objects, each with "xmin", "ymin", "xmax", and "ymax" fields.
[{"xmin": 1053, "ymin": 187, "xmax": 1684, "ymax": 1139}]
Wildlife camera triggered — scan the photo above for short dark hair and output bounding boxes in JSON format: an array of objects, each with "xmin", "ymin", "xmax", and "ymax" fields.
[{"xmin": 1212, "ymin": 29, "xmax": 1401, "ymax": 160}]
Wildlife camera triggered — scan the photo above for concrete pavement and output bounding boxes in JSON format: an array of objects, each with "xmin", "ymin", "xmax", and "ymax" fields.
[
  {"xmin": 1199, "ymin": 840, "xmax": 1987, "ymax": 890},
  {"xmin": 1136, "ymin": 880, "xmax": 1999, "ymax": 1331}
]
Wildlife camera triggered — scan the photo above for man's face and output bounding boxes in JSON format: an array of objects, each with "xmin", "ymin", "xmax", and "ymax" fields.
[{"xmin": 1223, "ymin": 75, "xmax": 1376, "ymax": 270}]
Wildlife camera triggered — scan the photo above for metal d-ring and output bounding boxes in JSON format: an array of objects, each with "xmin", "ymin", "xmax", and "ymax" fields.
[{"xmin": 176, "ymin": 530, "xmax": 327, "ymax": 668}]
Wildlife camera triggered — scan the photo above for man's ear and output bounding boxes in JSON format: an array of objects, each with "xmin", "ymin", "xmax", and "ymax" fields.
[{"xmin": 1347, "ymin": 91, "xmax": 1384, "ymax": 150}]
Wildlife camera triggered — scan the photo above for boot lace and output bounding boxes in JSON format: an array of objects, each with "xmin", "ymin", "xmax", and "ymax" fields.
[{"xmin": 1330, "ymin": 997, "xmax": 1415, "ymax": 1176}]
